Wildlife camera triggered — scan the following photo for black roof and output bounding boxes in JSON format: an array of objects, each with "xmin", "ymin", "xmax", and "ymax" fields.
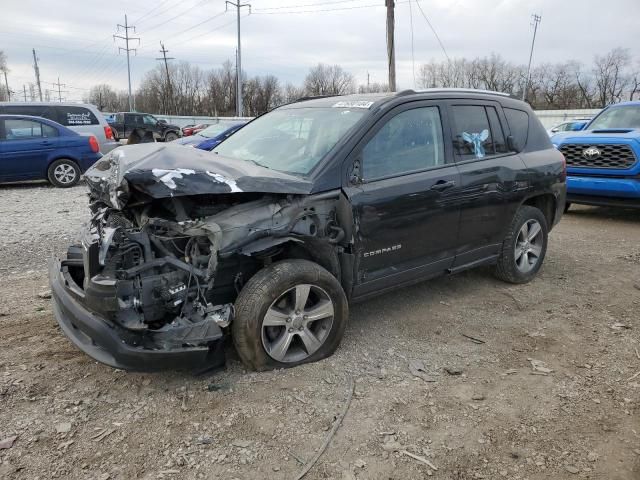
[{"xmin": 286, "ymin": 88, "xmax": 523, "ymax": 111}]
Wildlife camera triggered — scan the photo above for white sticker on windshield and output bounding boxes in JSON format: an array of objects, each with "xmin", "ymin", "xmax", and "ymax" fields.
[{"xmin": 332, "ymin": 101, "xmax": 374, "ymax": 109}]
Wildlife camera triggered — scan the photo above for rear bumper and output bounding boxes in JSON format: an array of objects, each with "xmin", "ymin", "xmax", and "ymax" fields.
[
  {"xmin": 567, "ymin": 175, "xmax": 640, "ymax": 199},
  {"xmin": 48, "ymin": 257, "xmax": 225, "ymax": 372}
]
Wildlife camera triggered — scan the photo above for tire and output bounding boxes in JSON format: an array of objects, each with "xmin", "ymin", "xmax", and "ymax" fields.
[
  {"xmin": 564, "ymin": 202, "xmax": 571, "ymax": 213},
  {"xmin": 232, "ymin": 259, "xmax": 349, "ymax": 371},
  {"xmin": 164, "ymin": 132, "xmax": 178, "ymax": 142},
  {"xmin": 47, "ymin": 159, "xmax": 81, "ymax": 188},
  {"xmin": 493, "ymin": 205, "xmax": 548, "ymax": 284}
]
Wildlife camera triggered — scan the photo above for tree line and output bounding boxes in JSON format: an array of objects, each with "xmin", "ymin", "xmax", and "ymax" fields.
[{"xmin": 1, "ymin": 47, "xmax": 638, "ymax": 114}]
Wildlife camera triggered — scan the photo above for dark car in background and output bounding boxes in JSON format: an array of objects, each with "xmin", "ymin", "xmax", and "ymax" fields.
[
  {"xmin": 173, "ymin": 122, "xmax": 246, "ymax": 150},
  {"xmin": 0, "ymin": 115, "xmax": 102, "ymax": 187},
  {"xmin": 109, "ymin": 112, "xmax": 182, "ymax": 142},
  {"xmin": 49, "ymin": 89, "xmax": 565, "ymax": 372},
  {"xmin": 0, "ymin": 102, "xmax": 118, "ymax": 153}
]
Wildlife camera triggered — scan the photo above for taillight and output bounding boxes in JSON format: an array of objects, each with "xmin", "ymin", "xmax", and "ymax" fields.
[
  {"xmin": 560, "ymin": 152, "xmax": 567, "ymax": 179},
  {"xmin": 89, "ymin": 136, "xmax": 100, "ymax": 153},
  {"xmin": 104, "ymin": 125, "xmax": 114, "ymax": 140}
]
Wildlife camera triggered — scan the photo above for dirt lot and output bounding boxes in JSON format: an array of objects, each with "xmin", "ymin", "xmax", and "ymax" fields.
[{"xmin": 0, "ymin": 182, "xmax": 639, "ymax": 480}]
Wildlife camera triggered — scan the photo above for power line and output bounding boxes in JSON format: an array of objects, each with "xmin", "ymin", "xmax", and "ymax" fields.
[
  {"xmin": 523, "ymin": 13, "xmax": 542, "ymax": 102},
  {"xmin": 386, "ymin": 0, "xmax": 396, "ymax": 92},
  {"xmin": 141, "ymin": 0, "xmax": 210, "ymax": 34},
  {"xmin": 32, "ymin": 49, "xmax": 43, "ymax": 101},
  {"xmin": 132, "ymin": 0, "xmax": 175, "ymax": 24},
  {"xmin": 408, "ymin": 0, "xmax": 416, "ymax": 88},
  {"xmin": 226, "ymin": 1, "xmax": 251, "ymax": 117},
  {"xmin": 114, "ymin": 14, "xmax": 140, "ymax": 111},
  {"xmin": 253, "ymin": 0, "xmax": 361, "ymax": 10},
  {"xmin": 139, "ymin": 11, "xmax": 228, "ymax": 49},
  {"xmin": 156, "ymin": 42, "xmax": 175, "ymax": 115},
  {"xmin": 414, "ymin": 0, "xmax": 450, "ymax": 62}
]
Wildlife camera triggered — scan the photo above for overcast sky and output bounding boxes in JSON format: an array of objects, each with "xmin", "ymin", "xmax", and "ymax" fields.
[{"xmin": 1, "ymin": 0, "xmax": 638, "ymax": 101}]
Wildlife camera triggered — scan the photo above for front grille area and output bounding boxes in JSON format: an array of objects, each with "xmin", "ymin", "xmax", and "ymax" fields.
[{"xmin": 560, "ymin": 143, "xmax": 637, "ymax": 169}]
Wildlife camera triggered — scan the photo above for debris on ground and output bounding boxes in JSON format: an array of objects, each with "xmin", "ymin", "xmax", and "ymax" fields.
[
  {"xmin": 37, "ymin": 290, "xmax": 52, "ymax": 299},
  {"xmin": 528, "ymin": 358, "xmax": 553, "ymax": 375},
  {"xmin": 55, "ymin": 422, "xmax": 72, "ymax": 434},
  {"xmin": 444, "ymin": 366, "xmax": 463, "ymax": 375},
  {"xmin": 0, "ymin": 436, "xmax": 17, "ymax": 449},
  {"xmin": 401, "ymin": 450, "xmax": 438, "ymax": 471},
  {"xmin": 461, "ymin": 333, "xmax": 485, "ymax": 344},
  {"xmin": 408, "ymin": 359, "xmax": 436, "ymax": 382}
]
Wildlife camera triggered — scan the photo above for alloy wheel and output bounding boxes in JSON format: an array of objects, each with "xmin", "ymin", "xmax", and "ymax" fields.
[
  {"xmin": 53, "ymin": 164, "xmax": 77, "ymax": 185},
  {"xmin": 261, "ymin": 284, "xmax": 334, "ymax": 363},
  {"xmin": 514, "ymin": 219, "xmax": 543, "ymax": 273}
]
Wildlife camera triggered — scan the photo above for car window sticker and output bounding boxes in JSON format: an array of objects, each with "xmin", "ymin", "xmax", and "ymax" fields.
[{"xmin": 462, "ymin": 129, "xmax": 489, "ymax": 158}]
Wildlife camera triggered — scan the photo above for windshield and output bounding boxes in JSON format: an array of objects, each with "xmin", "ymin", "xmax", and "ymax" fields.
[
  {"xmin": 588, "ymin": 105, "xmax": 640, "ymax": 130},
  {"xmin": 197, "ymin": 124, "xmax": 231, "ymax": 138},
  {"xmin": 212, "ymin": 107, "xmax": 365, "ymax": 175}
]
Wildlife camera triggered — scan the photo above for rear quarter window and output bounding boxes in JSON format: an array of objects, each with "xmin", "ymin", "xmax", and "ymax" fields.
[
  {"xmin": 0, "ymin": 105, "xmax": 57, "ymax": 122},
  {"xmin": 503, "ymin": 108, "xmax": 529, "ymax": 151},
  {"xmin": 55, "ymin": 106, "xmax": 99, "ymax": 126}
]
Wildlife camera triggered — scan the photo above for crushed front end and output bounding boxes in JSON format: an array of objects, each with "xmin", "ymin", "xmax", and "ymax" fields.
[{"xmin": 49, "ymin": 144, "xmax": 347, "ymax": 371}]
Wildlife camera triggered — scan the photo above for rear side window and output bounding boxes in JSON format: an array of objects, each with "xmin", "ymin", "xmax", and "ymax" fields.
[
  {"xmin": 0, "ymin": 105, "xmax": 56, "ymax": 122},
  {"xmin": 503, "ymin": 108, "xmax": 529, "ymax": 151},
  {"xmin": 4, "ymin": 119, "xmax": 57, "ymax": 140},
  {"xmin": 451, "ymin": 105, "xmax": 509, "ymax": 160},
  {"xmin": 55, "ymin": 106, "xmax": 99, "ymax": 126}
]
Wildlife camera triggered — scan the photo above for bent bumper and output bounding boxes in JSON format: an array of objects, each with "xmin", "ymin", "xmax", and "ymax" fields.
[{"xmin": 48, "ymin": 258, "xmax": 225, "ymax": 372}]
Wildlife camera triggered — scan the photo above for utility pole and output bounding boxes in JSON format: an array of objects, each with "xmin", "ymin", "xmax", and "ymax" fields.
[
  {"xmin": 156, "ymin": 42, "xmax": 175, "ymax": 115},
  {"xmin": 3, "ymin": 70, "xmax": 9, "ymax": 101},
  {"xmin": 32, "ymin": 49, "xmax": 43, "ymax": 101},
  {"xmin": 385, "ymin": 0, "xmax": 396, "ymax": 92},
  {"xmin": 226, "ymin": 1, "xmax": 251, "ymax": 117},
  {"xmin": 23, "ymin": 85, "xmax": 27, "ymax": 102},
  {"xmin": 523, "ymin": 13, "xmax": 541, "ymax": 102},
  {"xmin": 52, "ymin": 76, "xmax": 67, "ymax": 102},
  {"xmin": 114, "ymin": 15, "xmax": 140, "ymax": 112}
]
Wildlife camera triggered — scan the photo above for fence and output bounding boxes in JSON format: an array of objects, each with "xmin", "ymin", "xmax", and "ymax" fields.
[
  {"xmin": 533, "ymin": 109, "xmax": 600, "ymax": 129},
  {"xmin": 108, "ymin": 109, "xmax": 601, "ymax": 130},
  {"xmin": 157, "ymin": 111, "xmax": 603, "ymax": 130}
]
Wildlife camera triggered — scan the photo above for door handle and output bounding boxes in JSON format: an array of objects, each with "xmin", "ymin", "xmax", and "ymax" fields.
[{"xmin": 430, "ymin": 180, "xmax": 456, "ymax": 191}]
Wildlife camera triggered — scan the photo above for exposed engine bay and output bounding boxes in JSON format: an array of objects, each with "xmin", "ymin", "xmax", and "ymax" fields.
[{"xmin": 53, "ymin": 144, "xmax": 352, "ymax": 369}]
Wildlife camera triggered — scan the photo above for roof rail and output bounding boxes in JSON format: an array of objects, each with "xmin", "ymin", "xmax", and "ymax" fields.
[
  {"xmin": 294, "ymin": 94, "xmax": 341, "ymax": 103},
  {"xmin": 397, "ymin": 88, "xmax": 511, "ymax": 97}
]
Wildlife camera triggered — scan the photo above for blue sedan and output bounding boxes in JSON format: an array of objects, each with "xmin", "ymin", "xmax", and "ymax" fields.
[
  {"xmin": 172, "ymin": 122, "xmax": 246, "ymax": 151},
  {"xmin": 0, "ymin": 115, "xmax": 102, "ymax": 187}
]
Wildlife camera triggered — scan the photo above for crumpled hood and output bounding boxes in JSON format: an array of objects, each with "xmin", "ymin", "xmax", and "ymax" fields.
[{"xmin": 84, "ymin": 143, "xmax": 313, "ymax": 209}]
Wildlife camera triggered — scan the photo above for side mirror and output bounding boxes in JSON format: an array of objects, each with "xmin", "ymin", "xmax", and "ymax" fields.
[
  {"xmin": 551, "ymin": 128, "xmax": 559, "ymax": 133},
  {"xmin": 506, "ymin": 135, "xmax": 519, "ymax": 152}
]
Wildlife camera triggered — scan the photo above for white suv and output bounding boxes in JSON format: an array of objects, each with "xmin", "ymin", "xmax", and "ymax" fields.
[{"xmin": 0, "ymin": 102, "xmax": 119, "ymax": 153}]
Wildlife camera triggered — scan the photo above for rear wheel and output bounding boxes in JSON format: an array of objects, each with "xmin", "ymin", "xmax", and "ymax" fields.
[
  {"xmin": 232, "ymin": 259, "xmax": 348, "ymax": 371},
  {"xmin": 47, "ymin": 159, "xmax": 81, "ymax": 188},
  {"xmin": 164, "ymin": 132, "xmax": 178, "ymax": 142},
  {"xmin": 494, "ymin": 205, "xmax": 548, "ymax": 284}
]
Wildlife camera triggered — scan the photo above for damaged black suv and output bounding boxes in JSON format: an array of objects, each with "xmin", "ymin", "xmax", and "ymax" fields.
[{"xmin": 49, "ymin": 89, "xmax": 566, "ymax": 372}]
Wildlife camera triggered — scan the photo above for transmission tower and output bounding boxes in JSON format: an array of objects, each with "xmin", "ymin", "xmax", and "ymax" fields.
[
  {"xmin": 156, "ymin": 42, "xmax": 175, "ymax": 115},
  {"xmin": 114, "ymin": 15, "xmax": 140, "ymax": 111}
]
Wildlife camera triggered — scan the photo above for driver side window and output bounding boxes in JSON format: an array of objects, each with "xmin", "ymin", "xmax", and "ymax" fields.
[{"xmin": 362, "ymin": 106, "xmax": 445, "ymax": 181}]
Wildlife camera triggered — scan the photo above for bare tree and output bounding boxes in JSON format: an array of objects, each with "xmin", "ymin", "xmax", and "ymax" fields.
[
  {"xmin": 592, "ymin": 48, "xmax": 632, "ymax": 106},
  {"xmin": 84, "ymin": 84, "xmax": 126, "ymax": 111},
  {"xmin": 0, "ymin": 51, "xmax": 9, "ymax": 101},
  {"xmin": 303, "ymin": 64, "xmax": 355, "ymax": 96}
]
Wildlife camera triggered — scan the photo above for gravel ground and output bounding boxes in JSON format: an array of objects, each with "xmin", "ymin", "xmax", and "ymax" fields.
[{"xmin": 0, "ymin": 182, "xmax": 639, "ymax": 480}]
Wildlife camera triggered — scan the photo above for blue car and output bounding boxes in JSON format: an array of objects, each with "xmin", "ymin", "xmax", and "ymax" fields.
[
  {"xmin": 551, "ymin": 101, "xmax": 640, "ymax": 209},
  {"xmin": 0, "ymin": 115, "xmax": 102, "ymax": 187},
  {"xmin": 172, "ymin": 122, "xmax": 246, "ymax": 150}
]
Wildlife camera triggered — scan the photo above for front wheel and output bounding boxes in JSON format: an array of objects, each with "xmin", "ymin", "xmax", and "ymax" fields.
[
  {"xmin": 47, "ymin": 159, "xmax": 81, "ymax": 188},
  {"xmin": 164, "ymin": 132, "xmax": 178, "ymax": 142},
  {"xmin": 493, "ymin": 205, "xmax": 548, "ymax": 284},
  {"xmin": 232, "ymin": 259, "xmax": 348, "ymax": 371}
]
